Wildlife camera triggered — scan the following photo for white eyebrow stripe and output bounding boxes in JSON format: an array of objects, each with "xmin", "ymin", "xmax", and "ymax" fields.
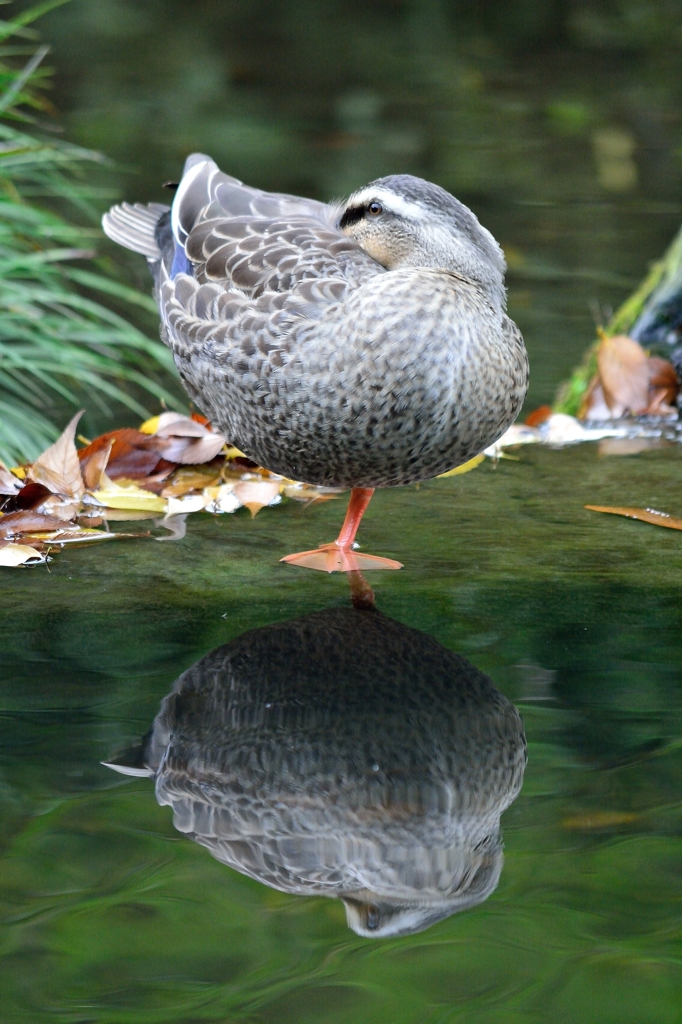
[{"xmin": 347, "ymin": 187, "xmax": 427, "ymax": 220}]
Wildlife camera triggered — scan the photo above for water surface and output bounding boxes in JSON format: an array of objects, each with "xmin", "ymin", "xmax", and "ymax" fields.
[{"xmin": 2, "ymin": 444, "xmax": 682, "ymax": 1022}]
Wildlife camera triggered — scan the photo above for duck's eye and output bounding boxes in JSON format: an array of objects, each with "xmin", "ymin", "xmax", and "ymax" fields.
[{"xmin": 368, "ymin": 201, "xmax": 383, "ymax": 216}]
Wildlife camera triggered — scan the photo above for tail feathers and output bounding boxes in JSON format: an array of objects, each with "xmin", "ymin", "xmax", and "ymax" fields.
[{"xmin": 102, "ymin": 201, "xmax": 169, "ymax": 258}]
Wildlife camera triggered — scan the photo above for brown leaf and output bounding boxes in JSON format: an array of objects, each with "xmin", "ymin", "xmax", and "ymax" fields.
[
  {"xmin": 80, "ymin": 438, "xmax": 113, "ymax": 491},
  {"xmin": 79, "ymin": 429, "xmax": 163, "ymax": 481},
  {"xmin": 597, "ymin": 335, "xmax": 649, "ymax": 415},
  {"xmin": 648, "ymin": 356, "xmax": 679, "ymax": 401},
  {"xmin": 585, "ymin": 505, "xmax": 682, "ymax": 530},
  {"xmin": 0, "ymin": 510, "xmax": 74, "ymax": 538},
  {"xmin": 524, "ymin": 405, "xmax": 553, "ymax": 428},
  {"xmin": 0, "ymin": 461, "xmax": 21, "ymax": 496},
  {"xmin": 30, "ymin": 411, "xmax": 85, "ymax": 498},
  {"xmin": 1, "ymin": 481, "xmax": 52, "ymax": 513}
]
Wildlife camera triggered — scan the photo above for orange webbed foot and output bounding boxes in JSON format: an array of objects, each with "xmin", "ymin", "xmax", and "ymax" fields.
[{"xmin": 280, "ymin": 543, "xmax": 402, "ymax": 573}]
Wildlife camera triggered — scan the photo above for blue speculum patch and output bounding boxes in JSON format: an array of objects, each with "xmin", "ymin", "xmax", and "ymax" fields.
[{"xmin": 171, "ymin": 241, "xmax": 192, "ymax": 279}]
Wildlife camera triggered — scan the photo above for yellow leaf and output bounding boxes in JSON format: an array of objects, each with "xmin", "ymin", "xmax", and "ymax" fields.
[
  {"xmin": 92, "ymin": 483, "xmax": 167, "ymax": 513},
  {"xmin": 0, "ymin": 543, "xmax": 44, "ymax": 566},
  {"xmin": 585, "ymin": 506, "xmax": 682, "ymax": 530},
  {"xmin": 225, "ymin": 445, "xmax": 246, "ymax": 459},
  {"xmin": 437, "ymin": 454, "xmax": 485, "ymax": 478},
  {"xmin": 10, "ymin": 466, "xmax": 26, "ymax": 480},
  {"xmin": 138, "ymin": 414, "xmax": 161, "ymax": 435}
]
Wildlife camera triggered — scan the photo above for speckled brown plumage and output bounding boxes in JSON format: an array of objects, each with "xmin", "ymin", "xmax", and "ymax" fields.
[{"xmin": 103, "ymin": 159, "xmax": 528, "ymax": 490}]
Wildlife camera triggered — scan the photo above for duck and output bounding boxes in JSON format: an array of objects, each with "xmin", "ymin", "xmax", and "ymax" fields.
[{"xmin": 103, "ymin": 156, "xmax": 528, "ymax": 571}]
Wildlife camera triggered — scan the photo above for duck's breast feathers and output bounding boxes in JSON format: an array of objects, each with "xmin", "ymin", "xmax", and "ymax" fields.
[{"xmin": 170, "ymin": 153, "xmax": 382, "ymax": 299}]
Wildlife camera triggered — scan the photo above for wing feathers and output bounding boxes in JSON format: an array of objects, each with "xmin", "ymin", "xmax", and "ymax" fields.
[{"xmin": 101, "ymin": 202, "xmax": 169, "ymax": 258}]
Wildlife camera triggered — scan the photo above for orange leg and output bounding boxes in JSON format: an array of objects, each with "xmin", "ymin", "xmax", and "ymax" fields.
[{"xmin": 280, "ymin": 487, "xmax": 403, "ymax": 573}]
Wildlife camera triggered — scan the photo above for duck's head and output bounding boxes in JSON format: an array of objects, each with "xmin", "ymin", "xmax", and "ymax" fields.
[
  {"xmin": 339, "ymin": 174, "xmax": 506, "ymax": 311},
  {"xmin": 341, "ymin": 832, "xmax": 503, "ymax": 938}
]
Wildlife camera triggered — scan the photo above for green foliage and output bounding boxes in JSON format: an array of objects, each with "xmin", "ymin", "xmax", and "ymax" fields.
[{"xmin": 0, "ymin": 2, "xmax": 178, "ymax": 465}]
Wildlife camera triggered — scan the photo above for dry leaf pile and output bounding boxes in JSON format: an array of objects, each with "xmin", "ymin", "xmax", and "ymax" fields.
[
  {"xmin": 0, "ymin": 411, "xmax": 342, "ymax": 567},
  {"xmin": 581, "ymin": 333, "xmax": 679, "ymax": 420},
  {"xmin": 4, "ymin": 400, "xmax": 681, "ymax": 568}
]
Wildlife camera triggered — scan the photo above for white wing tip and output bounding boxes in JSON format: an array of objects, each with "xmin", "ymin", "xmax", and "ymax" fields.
[
  {"xmin": 102, "ymin": 202, "xmax": 165, "ymax": 258},
  {"xmin": 101, "ymin": 761, "xmax": 155, "ymax": 778}
]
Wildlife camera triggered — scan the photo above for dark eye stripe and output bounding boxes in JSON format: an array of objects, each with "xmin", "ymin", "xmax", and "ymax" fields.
[{"xmin": 339, "ymin": 204, "xmax": 366, "ymax": 229}]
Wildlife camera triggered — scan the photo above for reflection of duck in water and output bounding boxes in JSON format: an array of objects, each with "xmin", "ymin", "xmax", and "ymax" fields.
[{"xmin": 106, "ymin": 598, "xmax": 526, "ymax": 938}]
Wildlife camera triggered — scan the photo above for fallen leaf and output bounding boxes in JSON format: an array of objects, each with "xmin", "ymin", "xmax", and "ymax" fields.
[
  {"xmin": 0, "ymin": 461, "xmax": 21, "ymax": 496},
  {"xmin": 597, "ymin": 335, "xmax": 649, "ymax": 416},
  {"xmin": 585, "ymin": 505, "xmax": 682, "ymax": 530},
  {"xmin": 0, "ymin": 511, "xmax": 73, "ymax": 538},
  {"xmin": 190, "ymin": 412, "xmax": 211, "ymax": 427},
  {"xmin": 437, "ymin": 454, "xmax": 485, "ymax": 478},
  {"xmin": 648, "ymin": 356, "xmax": 679, "ymax": 408},
  {"xmin": 138, "ymin": 414, "xmax": 162, "ymax": 435},
  {"xmin": 30, "ymin": 411, "xmax": 85, "ymax": 498},
  {"xmin": 0, "ymin": 481, "xmax": 52, "ymax": 512},
  {"xmin": 580, "ymin": 375, "xmax": 611, "ymax": 421},
  {"xmin": 524, "ymin": 405, "xmax": 553, "ymax": 428},
  {"xmin": 91, "ymin": 482, "xmax": 167, "ymax": 513},
  {"xmin": 79, "ymin": 429, "xmax": 165, "ymax": 481},
  {"xmin": 153, "ymin": 412, "xmax": 209, "ymax": 437},
  {"xmin": 203, "ymin": 483, "xmax": 242, "ymax": 514},
  {"xmin": 150, "ymin": 412, "xmax": 227, "ymax": 464},
  {"xmin": 161, "ymin": 463, "xmax": 223, "ymax": 497},
  {"xmin": 80, "ymin": 438, "xmax": 113, "ymax": 491},
  {"xmin": 225, "ymin": 445, "xmax": 247, "ymax": 460},
  {"xmin": 0, "ymin": 542, "xmax": 45, "ymax": 566},
  {"xmin": 232, "ymin": 479, "xmax": 282, "ymax": 516}
]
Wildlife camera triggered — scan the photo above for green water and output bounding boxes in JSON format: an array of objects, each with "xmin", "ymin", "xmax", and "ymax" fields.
[
  {"xmin": 2, "ymin": 446, "xmax": 682, "ymax": 1022},
  {"xmin": 3, "ymin": 1, "xmax": 682, "ymax": 1021}
]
